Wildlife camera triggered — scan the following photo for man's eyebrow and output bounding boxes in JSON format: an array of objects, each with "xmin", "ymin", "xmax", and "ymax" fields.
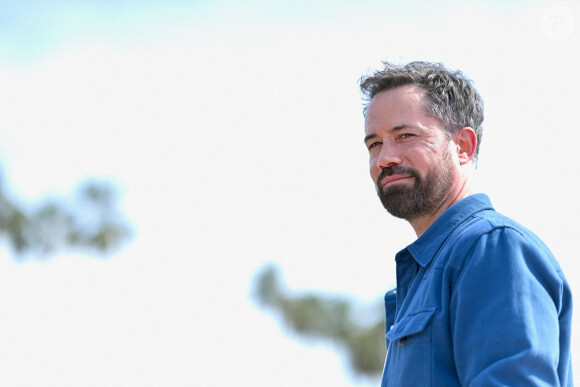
[
  {"xmin": 364, "ymin": 124, "xmax": 412, "ymax": 143},
  {"xmin": 363, "ymin": 133, "xmax": 377, "ymax": 143},
  {"xmin": 391, "ymin": 124, "xmax": 411, "ymax": 132}
]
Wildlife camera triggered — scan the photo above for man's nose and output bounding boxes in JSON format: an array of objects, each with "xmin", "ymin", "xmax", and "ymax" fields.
[{"xmin": 376, "ymin": 145, "xmax": 402, "ymax": 170}]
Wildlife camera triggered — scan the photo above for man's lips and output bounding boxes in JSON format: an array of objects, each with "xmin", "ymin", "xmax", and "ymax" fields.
[{"xmin": 379, "ymin": 175, "xmax": 413, "ymax": 188}]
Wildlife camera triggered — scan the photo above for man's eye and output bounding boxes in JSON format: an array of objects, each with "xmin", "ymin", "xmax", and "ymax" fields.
[
  {"xmin": 400, "ymin": 133, "xmax": 414, "ymax": 139},
  {"xmin": 368, "ymin": 142, "xmax": 382, "ymax": 150}
]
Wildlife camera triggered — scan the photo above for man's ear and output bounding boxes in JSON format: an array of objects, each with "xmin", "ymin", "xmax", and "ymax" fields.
[{"xmin": 454, "ymin": 127, "xmax": 477, "ymax": 165}]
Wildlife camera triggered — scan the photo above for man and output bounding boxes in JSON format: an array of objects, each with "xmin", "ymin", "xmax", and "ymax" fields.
[{"xmin": 359, "ymin": 61, "xmax": 572, "ymax": 386}]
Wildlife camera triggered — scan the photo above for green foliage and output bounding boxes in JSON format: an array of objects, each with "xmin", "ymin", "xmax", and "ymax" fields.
[
  {"xmin": 253, "ymin": 264, "xmax": 385, "ymax": 377},
  {"xmin": 0, "ymin": 174, "xmax": 131, "ymax": 258}
]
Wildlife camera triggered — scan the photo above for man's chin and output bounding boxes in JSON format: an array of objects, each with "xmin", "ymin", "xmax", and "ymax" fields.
[
  {"xmin": 379, "ymin": 184, "xmax": 410, "ymax": 198},
  {"xmin": 380, "ymin": 192, "xmax": 413, "ymax": 218},
  {"xmin": 379, "ymin": 187, "xmax": 435, "ymax": 220}
]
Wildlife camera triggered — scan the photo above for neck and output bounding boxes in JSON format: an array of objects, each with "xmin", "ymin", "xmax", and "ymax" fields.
[{"xmin": 409, "ymin": 179, "xmax": 473, "ymax": 238}]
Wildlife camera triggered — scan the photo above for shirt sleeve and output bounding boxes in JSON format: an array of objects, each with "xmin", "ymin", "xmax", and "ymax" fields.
[{"xmin": 450, "ymin": 227, "xmax": 565, "ymax": 386}]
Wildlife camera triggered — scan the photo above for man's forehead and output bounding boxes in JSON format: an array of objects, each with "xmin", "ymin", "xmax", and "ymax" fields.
[{"xmin": 365, "ymin": 85, "xmax": 426, "ymax": 125}]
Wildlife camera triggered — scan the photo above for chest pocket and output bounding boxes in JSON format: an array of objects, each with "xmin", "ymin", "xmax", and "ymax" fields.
[
  {"xmin": 382, "ymin": 307, "xmax": 437, "ymax": 387},
  {"xmin": 384, "ymin": 289, "xmax": 397, "ymax": 346},
  {"xmin": 386, "ymin": 307, "xmax": 436, "ymax": 343}
]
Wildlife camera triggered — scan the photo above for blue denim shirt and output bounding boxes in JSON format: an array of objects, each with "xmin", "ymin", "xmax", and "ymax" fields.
[{"xmin": 381, "ymin": 194, "xmax": 573, "ymax": 386}]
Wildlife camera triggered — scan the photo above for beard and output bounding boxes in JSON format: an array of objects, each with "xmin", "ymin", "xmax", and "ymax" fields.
[{"xmin": 376, "ymin": 152, "xmax": 454, "ymax": 221}]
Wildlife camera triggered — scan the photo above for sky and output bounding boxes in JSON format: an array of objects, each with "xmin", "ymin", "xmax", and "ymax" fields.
[{"xmin": 0, "ymin": 0, "xmax": 579, "ymax": 386}]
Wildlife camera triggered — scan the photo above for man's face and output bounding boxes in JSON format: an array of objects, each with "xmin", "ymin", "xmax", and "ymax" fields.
[{"xmin": 364, "ymin": 85, "xmax": 459, "ymax": 220}]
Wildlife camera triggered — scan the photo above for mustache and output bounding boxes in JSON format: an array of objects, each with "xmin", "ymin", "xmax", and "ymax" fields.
[{"xmin": 377, "ymin": 166, "xmax": 420, "ymax": 186}]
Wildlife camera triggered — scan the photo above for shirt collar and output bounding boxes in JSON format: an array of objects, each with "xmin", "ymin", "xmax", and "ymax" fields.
[{"xmin": 398, "ymin": 193, "xmax": 494, "ymax": 267}]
